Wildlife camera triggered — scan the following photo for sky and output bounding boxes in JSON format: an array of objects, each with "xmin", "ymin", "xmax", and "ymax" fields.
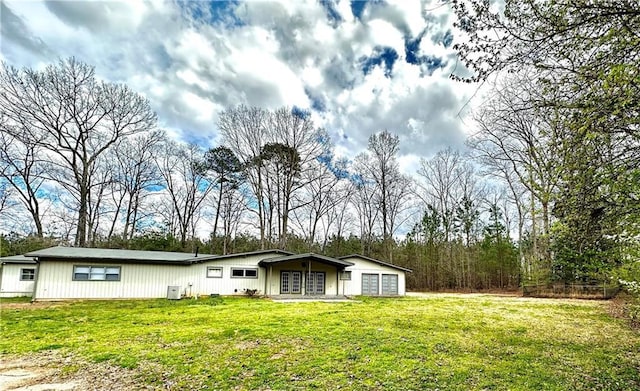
[{"xmin": 1, "ymin": 0, "xmax": 479, "ymax": 174}]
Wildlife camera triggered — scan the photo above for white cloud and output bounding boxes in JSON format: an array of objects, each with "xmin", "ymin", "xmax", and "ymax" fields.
[
  {"xmin": 366, "ymin": 19, "xmax": 405, "ymax": 55},
  {"xmin": 1, "ymin": 0, "xmax": 477, "ymax": 162}
]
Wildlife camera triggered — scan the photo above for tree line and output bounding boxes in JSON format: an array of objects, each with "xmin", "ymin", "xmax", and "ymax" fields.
[
  {"xmin": 0, "ymin": 58, "xmax": 519, "ymax": 290},
  {"xmin": 2, "ymin": 0, "xmax": 638, "ymax": 290},
  {"xmin": 451, "ymin": 0, "xmax": 639, "ymax": 285}
]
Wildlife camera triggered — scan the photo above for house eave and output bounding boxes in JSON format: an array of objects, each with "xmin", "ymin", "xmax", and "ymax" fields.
[
  {"xmin": 258, "ymin": 253, "xmax": 355, "ymax": 269},
  {"xmin": 338, "ymin": 254, "xmax": 413, "ymax": 272}
]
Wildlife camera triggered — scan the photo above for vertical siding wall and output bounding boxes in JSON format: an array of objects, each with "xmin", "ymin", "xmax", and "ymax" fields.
[
  {"xmin": 341, "ymin": 257, "xmax": 407, "ymax": 296},
  {"xmin": 35, "ymin": 253, "xmax": 282, "ymax": 300},
  {"xmin": 0, "ymin": 264, "xmax": 35, "ymax": 297}
]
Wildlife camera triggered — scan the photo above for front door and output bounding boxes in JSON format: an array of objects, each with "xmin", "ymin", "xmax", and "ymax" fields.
[
  {"xmin": 281, "ymin": 271, "xmax": 302, "ymax": 294},
  {"xmin": 305, "ymin": 272, "xmax": 325, "ymax": 295}
]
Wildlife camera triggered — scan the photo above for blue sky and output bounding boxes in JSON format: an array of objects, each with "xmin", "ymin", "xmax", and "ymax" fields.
[{"xmin": 0, "ymin": 0, "xmax": 477, "ymax": 173}]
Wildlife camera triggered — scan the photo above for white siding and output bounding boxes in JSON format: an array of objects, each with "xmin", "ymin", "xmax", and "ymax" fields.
[
  {"xmin": 34, "ymin": 252, "xmax": 283, "ymax": 300},
  {"xmin": 0, "ymin": 264, "xmax": 36, "ymax": 297},
  {"xmin": 193, "ymin": 254, "xmax": 273, "ymax": 296},
  {"xmin": 340, "ymin": 256, "xmax": 407, "ymax": 296},
  {"xmin": 32, "ymin": 252, "xmax": 407, "ymax": 300}
]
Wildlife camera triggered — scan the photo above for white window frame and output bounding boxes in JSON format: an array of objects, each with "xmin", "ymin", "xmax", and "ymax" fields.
[
  {"xmin": 231, "ymin": 267, "xmax": 258, "ymax": 279},
  {"xmin": 207, "ymin": 266, "xmax": 223, "ymax": 278},
  {"xmin": 339, "ymin": 270, "xmax": 352, "ymax": 280},
  {"xmin": 73, "ymin": 265, "xmax": 121, "ymax": 281},
  {"xmin": 20, "ymin": 268, "xmax": 36, "ymax": 281}
]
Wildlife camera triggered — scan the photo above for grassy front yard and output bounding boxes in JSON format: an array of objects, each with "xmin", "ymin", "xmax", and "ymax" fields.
[{"xmin": 1, "ymin": 294, "xmax": 638, "ymax": 390}]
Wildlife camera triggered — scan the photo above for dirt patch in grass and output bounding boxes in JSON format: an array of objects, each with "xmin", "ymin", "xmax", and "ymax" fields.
[
  {"xmin": 0, "ymin": 351, "xmax": 147, "ymax": 391},
  {"xmin": 0, "ymin": 301, "xmax": 69, "ymax": 311}
]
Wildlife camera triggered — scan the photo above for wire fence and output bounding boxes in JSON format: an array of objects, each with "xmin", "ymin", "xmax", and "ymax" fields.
[{"xmin": 522, "ymin": 283, "xmax": 619, "ymax": 299}]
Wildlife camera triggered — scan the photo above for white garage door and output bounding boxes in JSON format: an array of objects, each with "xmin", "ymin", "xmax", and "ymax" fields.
[
  {"xmin": 381, "ymin": 274, "xmax": 398, "ymax": 295},
  {"xmin": 361, "ymin": 273, "xmax": 379, "ymax": 295}
]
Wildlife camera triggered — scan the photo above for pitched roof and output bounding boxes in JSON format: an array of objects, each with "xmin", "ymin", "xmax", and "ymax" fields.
[
  {"xmin": 23, "ymin": 247, "xmax": 295, "ymax": 266},
  {"xmin": 259, "ymin": 253, "xmax": 354, "ymax": 268},
  {"xmin": 338, "ymin": 254, "xmax": 412, "ymax": 272},
  {"xmin": 210, "ymin": 249, "xmax": 294, "ymax": 260},
  {"xmin": 24, "ymin": 246, "xmax": 215, "ymax": 265},
  {"xmin": 0, "ymin": 255, "xmax": 37, "ymax": 264}
]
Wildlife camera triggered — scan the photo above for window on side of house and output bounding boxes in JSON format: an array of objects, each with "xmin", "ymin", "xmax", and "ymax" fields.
[
  {"xmin": 207, "ymin": 266, "xmax": 223, "ymax": 278},
  {"xmin": 339, "ymin": 270, "xmax": 352, "ymax": 280},
  {"xmin": 73, "ymin": 265, "xmax": 121, "ymax": 281},
  {"xmin": 231, "ymin": 268, "xmax": 258, "ymax": 278},
  {"xmin": 20, "ymin": 268, "xmax": 36, "ymax": 281}
]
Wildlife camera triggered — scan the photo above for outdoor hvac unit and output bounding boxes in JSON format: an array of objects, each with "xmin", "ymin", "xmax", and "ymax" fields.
[{"xmin": 167, "ymin": 286, "xmax": 181, "ymax": 300}]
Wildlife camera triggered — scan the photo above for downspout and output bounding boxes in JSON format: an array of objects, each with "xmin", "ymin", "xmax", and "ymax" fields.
[{"xmin": 31, "ymin": 258, "xmax": 40, "ymax": 303}]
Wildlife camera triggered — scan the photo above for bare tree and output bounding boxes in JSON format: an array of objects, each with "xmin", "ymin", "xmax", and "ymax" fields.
[
  {"xmin": 417, "ymin": 148, "xmax": 466, "ymax": 242},
  {"xmin": 0, "ymin": 128, "xmax": 47, "ymax": 236},
  {"xmin": 220, "ymin": 106, "xmax": 329, "ymax": 249},
  {"xmin": 350, "ymin": 162, "xmax": 380, "ymax": 257},
  {"xmin": 0, "ymin": 58, "xmax": 157, "ymax": 246},
  {"xmin": 106, "ymin": 130, "xmax": 165, "ymax": 241},
  {"xmin": 218, "ymin": 105, "xmax": 270, "ymax": 248},
  {"xmin": 323, "ymin": 179, "xmax": 356, "ymax": 252},
  {"xmin": 291, "ymin": 155, "xmax": 349, "ymax": 249},
  {"xmin": 367, "ymin": 130, "xmax": 397, "ymax": 240},
  {"xmin": 266, "ymin": 108, "xmax": 329, "ymax": 248},
  {"xmin": 86, "ymin": 154, "xmax": 114, "ymax": 245},
  {"xmin": 0, "ymin": 180, "xmax": 12, "ymax": 217},
  {"xmin": 219, "ymin": 186, "xmax": 248, "ymax": 254},
  {"xmin": 204, "ymin": 145, "xmax": 245, "ymax": 249},
  {"xmin": 351, "ymin": 139, "xmax": 407, "ymax": 258},
  {"xmin": 155, "ymin": 141, "xmax": 215, "ymax": 247},
  {"xmin": 469, "ymin": 76, "xmax": 562, "ymax": 265}
]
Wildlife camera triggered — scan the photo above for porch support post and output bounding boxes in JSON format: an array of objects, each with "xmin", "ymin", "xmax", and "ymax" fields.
[
  {"xmin": 269, "ymin": 265, "xmax": 272, "ymax": 295},
  {"xmin": 307, "ymin": 260, "xmax": 312, "ymax": 296}
]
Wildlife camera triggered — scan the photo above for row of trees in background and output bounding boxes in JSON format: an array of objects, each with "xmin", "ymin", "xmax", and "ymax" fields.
[
  {"xmin": 3, "ymin": 0, "xmax": 639, "ymax": 292},
  {"xmin": 452, "ymin": 0, "xmax": 639, "ymax": 284}
]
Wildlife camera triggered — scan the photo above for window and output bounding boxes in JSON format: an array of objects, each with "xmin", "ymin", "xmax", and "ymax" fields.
[
  {"xmin": 20, "ymin": 268, "xmax": 36, "ymax": 281},
  {"xmin": 73, "ymin": 265, "xmax": 120, "ymax": 281},
  {"xmin": 207, "ymin": 266, "xmax": 223, "ymax": 278},
  {"xmin": 231, "ymin": 268, "xmax": 258, "ymax": 278},
  {"xmin": 339, "ymin": 271, "xmax": 352, "ymax": 280}
]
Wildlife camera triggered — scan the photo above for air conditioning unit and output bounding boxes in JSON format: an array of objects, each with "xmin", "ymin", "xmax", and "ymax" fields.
[{"xmin": 167, "ymin": 286, "xmax": 181, "ymax": 300}]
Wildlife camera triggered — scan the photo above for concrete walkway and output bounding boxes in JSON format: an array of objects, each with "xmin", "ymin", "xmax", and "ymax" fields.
[
  {"xmin": 270, "ymin": 295, "xmax": 356, "ymax": 303},
  {"xmin": 0, "ymin": 357, "xmax": 77, "ymax": 391}
]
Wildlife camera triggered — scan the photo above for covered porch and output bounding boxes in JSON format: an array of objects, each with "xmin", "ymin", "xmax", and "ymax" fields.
[{"xmin": 258, "ymin": 253, "xmax": 354, "ymax": 297}]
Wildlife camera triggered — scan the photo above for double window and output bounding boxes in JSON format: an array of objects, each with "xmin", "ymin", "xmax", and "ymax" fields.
[
  {"xmin": 231, "ymin": 268, "xmax": 258, "ymax": 278},
  {"xmin": 20, "ymin": 268, "xmax": 36, "ymax": 281},
  {"xmin": 73, "ymin": 265, "xmax": 120, "ymax": 281}
]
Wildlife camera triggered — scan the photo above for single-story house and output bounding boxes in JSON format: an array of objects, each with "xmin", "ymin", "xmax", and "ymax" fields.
[
  {"xmin": 19, "ymin": 247, "xmax": 411, "ymax": 300},
  {"xmin": 0, "ymin": 255, "xmax": 37, "ymax": 297}
]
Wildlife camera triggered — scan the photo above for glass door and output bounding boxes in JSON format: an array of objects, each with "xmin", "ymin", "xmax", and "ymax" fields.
[
  {"xmin": 281, "ymin": 271, "xmax": 302, "ymax": 294},
  {"xmin": 305, "ymin": 272, "xmax": 325, "ymax": 295}
]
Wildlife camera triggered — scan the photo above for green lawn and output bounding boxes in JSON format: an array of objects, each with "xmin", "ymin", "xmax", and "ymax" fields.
[{"xmin": 1, "ymin": 295, "xmax": 638, "ymax": 390}]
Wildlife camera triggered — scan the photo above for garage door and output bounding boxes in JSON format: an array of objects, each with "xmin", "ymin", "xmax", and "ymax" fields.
[
  {"xmin": 361, "ymin": 273, "xmax": 379, "ymax": 295},
  {"xmin": 381, "ymin": 274, "xmax": 398, "ymax": 295}
]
